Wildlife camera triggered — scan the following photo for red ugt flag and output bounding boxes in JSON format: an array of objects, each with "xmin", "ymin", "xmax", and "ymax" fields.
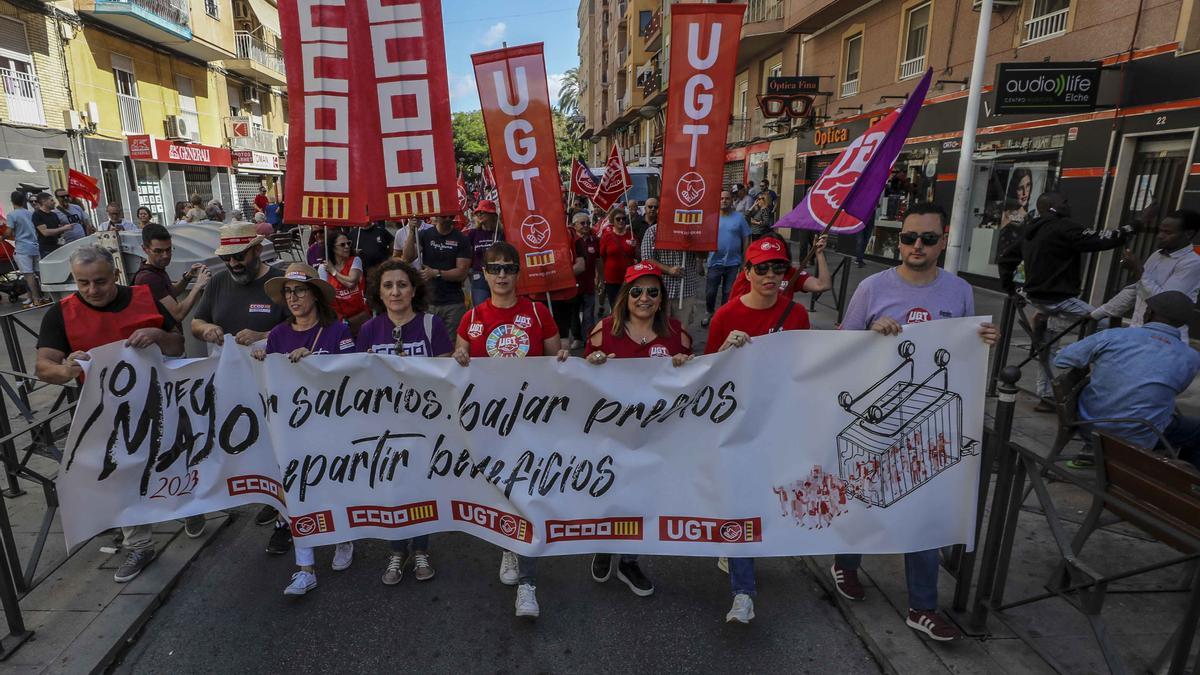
[
  {"xmin": 483, "ymin": 164, "xmax": 497, "ymax": 190},
  {"xmin": 68, "ymin": 169, "xmax": 100, "ymax": 206},
  {"xmin": 569, "ymin": 158, "xmax": 600, "ymax": 197},
  {"xmin": 591, "ymin": 143, "xmax": 631, "ymax": 211}
]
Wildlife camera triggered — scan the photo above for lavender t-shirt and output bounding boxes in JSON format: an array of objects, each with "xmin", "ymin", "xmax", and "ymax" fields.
[
  {"xmin": 356, "ymin": 313, "xmax": 452, "ymax": 356},
  {"xmin": 265, "ymin": 321, "xmax": 356, "ymax": 355},
  {"xmin": 841, "ymin": 268, "xmax": 975, "ymax": 330}
]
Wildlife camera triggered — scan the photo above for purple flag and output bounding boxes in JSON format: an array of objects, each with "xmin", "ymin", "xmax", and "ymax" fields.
[{"xmin": 776, "ymin": 69, "xmax": 934, "ymax": 235}]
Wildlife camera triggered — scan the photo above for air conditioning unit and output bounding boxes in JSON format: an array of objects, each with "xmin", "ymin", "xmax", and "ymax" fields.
[
  {"xmin": 165, "ymin": 114, "xmax": 192, "ymax": 140},
  {"xmin": 241, "ymin": 85, "xmax": 261, "ymax": 104},
  {"xmin": 276, "ymin": 134, "xmax": 288, "ymax": 154}
]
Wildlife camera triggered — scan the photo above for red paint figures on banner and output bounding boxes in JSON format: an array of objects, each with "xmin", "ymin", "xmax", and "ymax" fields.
[
  {"xmin": 773, "ymin": 466, "xmax": 850, "ymax": 530},
  {"xmin": 844, "ymin": 431, "xmax": 952, "ymax": 506}
]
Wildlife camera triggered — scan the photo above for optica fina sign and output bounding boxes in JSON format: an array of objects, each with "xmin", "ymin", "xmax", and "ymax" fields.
[{"xmin": 993, "ymin": 62, "xmax": 1101, "ymax": 115}]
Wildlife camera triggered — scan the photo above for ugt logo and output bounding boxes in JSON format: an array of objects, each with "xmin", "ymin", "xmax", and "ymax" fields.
[
  {"xmin": 676, "ymin": 171, "xmax": 705, "ymax": 207},
  {"xmin": 520, "ymin": 214, "xmax": 551, "ymax": 250}
]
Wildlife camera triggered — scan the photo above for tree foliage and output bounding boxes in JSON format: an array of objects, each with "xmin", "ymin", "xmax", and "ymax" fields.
[{"xmin": 451, "ymin": 111, "xmax": 489, "ymax": 169}]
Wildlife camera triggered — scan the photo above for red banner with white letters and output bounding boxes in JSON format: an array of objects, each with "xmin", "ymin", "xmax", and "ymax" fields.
[
  {"xmin": 657, "ymin": 3, "xmax": 745, "ymax": 252},
  {"xmin": 279, "ymin": 0, "xmax": 456, "ymax": 225},
  {"xmin": 471, "ymin": 44, "xmax": 575, "ymax": 294}
]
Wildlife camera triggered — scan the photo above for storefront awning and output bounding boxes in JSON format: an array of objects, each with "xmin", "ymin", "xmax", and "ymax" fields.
[{"xmin": 247, "ymin": 0, "xmax": 281, "ymax": 37}]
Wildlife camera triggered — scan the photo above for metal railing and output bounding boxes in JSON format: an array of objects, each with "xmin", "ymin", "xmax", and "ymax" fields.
[
  {"xmin": 117, "ymin": 93, "xmax": 144, "ymax": 134},
  {"xmin": 235, "ymin": 31, "xmax": 285, "ymax": 75},
  {"xmin": 100, "ymin": 0, "xmax": 190, "ymax": 29},
  {"xmin": 1023, "ymin": 7, "xmax": 1068, "ymax": 44},
  {"xmin": 899, "ymin": 55, "xmax": 925, "ymax": 80},
  {"xmin": 232, "ymin": 126, "xmax": 278, "ymax": 153},
  {"xmin": 0, "ymin": 70, "xmax": 44, "ymax": 126},
  {"xmin": 726, "ymin": 116, "xmax": 751, "ymax": 144},
  {"xmin": 746, "ymin": 0, "xmax": 783, "ymax": 23},
  {"xmin": 638, "ymin": 69, "xmax": 660, "ymax": 97},
  {"xmin": 616, "ymin": 94, "xmax": 628, "ymax": 113},
  {"xmin": 640, "ymin": 10, "xmax": 661, "ymax": 40},
  {"xmin": 840, "ymin": 78, "xmax": 859, "ymax": 98}
]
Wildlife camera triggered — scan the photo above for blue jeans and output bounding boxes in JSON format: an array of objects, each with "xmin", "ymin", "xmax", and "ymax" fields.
[
  {"xmin": 1163, "ymin": 414, "xmax": 1200, "ymax": 469},
  {"xmin": 518, "ymin": 554, "xmax": 536, "ymax": 585},
  {"xmin": 834, "ymin": 548, "xmax": 940, "ymax": 610},
  {"xmin": 705, "ymin": 264, "xmax": 740, "ymax": 315},
  {"xmin": 469, "ymin": 272, "xmax": 490, "ymax": 307},
  {"xmin": 729, "ymin": 557, "xmax": 755, "ymax": 596},
  {"xmin": 577, "ymin": 292, "xmax": 597, "ymax": 341},
  {"xmin": 1027, "ymin": 296, "xmax": 1094, "ymax": 400},
  {"xmin": 389, "ymin": 534, "xmax": 430, "ymax": 553}
]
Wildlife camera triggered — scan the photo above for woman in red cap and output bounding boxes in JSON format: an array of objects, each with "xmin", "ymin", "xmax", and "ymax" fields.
[
  {"xmin": 467, "ymin": 199, "xmax": 501, "ymax": 306},
  {"xmin": 584, "ymin": 260, "xmax": 692, "ymax": 597},
  {"xmin": 723, "ymin": 232, "xmax": 831, "ymax": 306},
  {"xmin": 704, "ymin": 236, "xmax": 811, "ymax": 625},
  {"xmin": 598, "ymin": 206, "xmax": 639, "ymax": 314}
]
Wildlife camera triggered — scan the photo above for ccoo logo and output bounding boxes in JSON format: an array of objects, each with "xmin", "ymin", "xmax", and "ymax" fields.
[{"xmin": 676, "ymin": 171, "xmax": 705, "ymax": 207}]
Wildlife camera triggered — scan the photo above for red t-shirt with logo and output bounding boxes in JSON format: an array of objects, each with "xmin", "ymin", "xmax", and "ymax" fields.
[
  {"xmin": 586, "ymin": 316, "xmax": 691, "ymax": 359},
  {"xmin": 599, "ymin": 228, "xmax": 639, "ymax": 284},
  {"xmin": 725, "ymin": 266, "xmax": 810, "ymax": 306},
  {"xmin": 457, "ymin": 297, "xmax": 558, "ymax": 358},
  {"xmin": 704, "ymin": 295, "xmax": 810, "ymax": 354}
]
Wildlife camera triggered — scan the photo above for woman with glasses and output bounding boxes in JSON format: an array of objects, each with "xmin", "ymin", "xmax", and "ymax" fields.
[
  {"xmin": 704, "ymin": 237, "xmax": 811, "ymax": 625},
  {"xmin": 318, "ymin": 229, "xmax": 370, "ymax": 335},
  {"xmin": 724, "ymin": 232, "xmax": 831, "ymax": 306},
  {"xmin": 453, "ymin": 241, "xmax": 568, "ymax": 620},
  {"xmin": 598, "ymin": 206, "xmax": 639, "ymax": 313},
  {"xmin": 252, "ymin": 262, "xmax": 357, "ymax": 597},
  {"xmin": 357, "ymin": 258, "xmax": 452, "ymax": 586},
  {"xmin": 584, "ymin": 261, "xmax": 692, "ymax": 597}
]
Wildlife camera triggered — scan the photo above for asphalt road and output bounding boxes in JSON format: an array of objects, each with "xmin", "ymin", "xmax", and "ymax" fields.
[{"xmin": 115, "ymin": 508, "xmax": 881, "ymax": 674}]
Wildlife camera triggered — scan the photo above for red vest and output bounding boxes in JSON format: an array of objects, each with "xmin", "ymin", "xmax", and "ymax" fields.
[
  {"xmin": 61, "ymin": 285, "xmax": 164, "ymax": 353},
  {"xmin": 329, "ymin": 257, "xmax": 367, "ymax": 319}
]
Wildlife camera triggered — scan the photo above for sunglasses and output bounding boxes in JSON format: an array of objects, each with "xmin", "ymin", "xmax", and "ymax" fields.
[
  {"xmin": 484, "ymin": 263, "xmax": 520, "ymax": 275},
  {"xmin": 899, "ymin": 231, "xmax": 942, "ymax": 246},
  {"xmin": 628, "ymin": 286, "xmax": 660, "ymax": 299},
  {"xmin": 612, "ymin": 217, "xmax": 628, "ymax": 223},
  {"xmin": 750, "ymin": 261, "xmax": 790, "ymax": 276},
  {"xmin": 219, "ymin": 249, "xmax": 254, "ymax": 263},
  {"xmin": 758, "ymin": 94, "xmax": 814, "ymax": 119},
  {"xmin": 335, "ymin": 242, "xmax": 351, "ymax": 248}
]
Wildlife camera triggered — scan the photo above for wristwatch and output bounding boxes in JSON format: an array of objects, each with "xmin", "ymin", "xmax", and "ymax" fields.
[{"xmin": 436, "ymin": 269, "xmax": 443, "ymax": 279}]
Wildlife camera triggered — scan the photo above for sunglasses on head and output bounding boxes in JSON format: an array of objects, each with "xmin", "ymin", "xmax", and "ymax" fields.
[
  {"xmin": 750, "ymin": 261, "xmax": 790, "ymax": 276},
  {"xmin": 899, "ymin": 231, "xmax": 942, "ymax": 246},
  {"xmin": 484, "ymin": 262, "xmax": 520, "ymax": 275},
  {"xmin": 628, "ymin": 286, "xmax": 660, "ymax": 299}
]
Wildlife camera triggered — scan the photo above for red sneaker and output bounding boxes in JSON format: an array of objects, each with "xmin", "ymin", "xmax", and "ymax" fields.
[
  {"xmin": 830, "ymin": 563, "xmax": 866, "ymax": 601},
  {"xmin": 906, "ymin": 609, "xmax": 961, "ymax": 641}
]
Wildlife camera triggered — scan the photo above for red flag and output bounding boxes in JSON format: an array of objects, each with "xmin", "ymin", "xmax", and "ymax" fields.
[
  {"xmin": 483, "ymin": 164, "xmax": 497, "ymax": 190},
  {"xmin": 569, "ymin": 158, "xmax": 600, "ymax": 197},
  {"xmin": 68, "ymin": 169, "xmax": 100, "ymax": 206},
  {"xmin": 472, "ymin": 43, "xmax": 575, "ymax": 294},
  {"xmin": 454, "ymin": 171, "xmax": 468, "ymax": 229},
  {"xmin": 591, "ymin": 143, "xmax": 631, "ymax": 211},
  {"xmin": 657, "ymin": 3, "xmax": 745, "ymax": 251}
]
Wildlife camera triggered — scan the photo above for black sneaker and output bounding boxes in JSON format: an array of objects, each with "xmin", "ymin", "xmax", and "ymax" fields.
[
  {"xmin": 616, "ymin": 560, "xmax": 654, "ymax": 597},
  {"xmin": 266, "ymin": 524, "xmax": 292, "ymax": 555},
  {"xmin": 591, "ymin": 553, "xmax": 613, "ymax": 582},
  {"xmin": 255, "ymin": 505, "xmax": 279, "ymax": 526}
]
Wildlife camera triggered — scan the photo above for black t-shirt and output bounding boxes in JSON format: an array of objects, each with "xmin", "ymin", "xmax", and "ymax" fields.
[
  {"xmin": 36, "ymin": 286, "xmax": 178, "ymax": 354},
  {"xmin": 194, "ymin": 266, "xmax": 288, "ymax": 335},
  {"xmin": 418, "ymin": 227, "xmax": 471, "ymax": 305},
  {"xmin": 356, "ymin": 223, "xmax": 394, "ymax": 269},
  {"xmin": 32, "ymin": 209, "xmax": 61, "ymax": 255}
]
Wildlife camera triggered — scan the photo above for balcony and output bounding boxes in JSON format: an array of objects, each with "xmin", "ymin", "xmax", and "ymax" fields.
[
  {"xmin": 899, "ymin": 55, "xmax": 925, "ymax": 80},
  {"xmin": 640, "ymin": 10, "xmax": 661, "ymax": 51},
  {"xmin": 232, "ymin": 125, "xmax": 278, "ymax": 153},
  {"xmin": 727, "ymin": 117, "xmax": 751, "ymax": 145},
  {"xmin": 77, "ymin": 0, "xmax": 192, "ymax": 42},
  {"xmin": 638, "ymin": 68, "xmax": 660, "ymax": 98},
  {"xmin": 1, "ymin": 69, "xmax": 45, "ymax": 126},
  {"xmin": 117, "ymin": 92, "xmax": 144, "ymax": 134},
  {"xmin": 786, "ymin": 0, "xmax": 862, "ymax": 33},
  {"xmin": 840, "ymin": 78, "xmax": 859, "ymax": 99},
  {"xmin": 618, "ymin": 44, "xmax": 629, "ymax": 66},
  {"xmin": 219, "ymin": 31, "xmax": 287, "ymax": 88},
  {"xmin": 1023, "ymin": 7, "xmax": 1069, "ymax": 44},
  {"xmin": 739, "ymin": 0, "xmax": 786, "ymax": 68}
]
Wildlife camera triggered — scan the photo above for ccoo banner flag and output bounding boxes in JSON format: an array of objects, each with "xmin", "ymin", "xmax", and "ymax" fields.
[
  {"xmin": 472, "ymin": 43, "xmax": 575, "ymax": 294},
  {"xmin": 657, "ymin": 3, "xmax": 745, "ymax": 252}
]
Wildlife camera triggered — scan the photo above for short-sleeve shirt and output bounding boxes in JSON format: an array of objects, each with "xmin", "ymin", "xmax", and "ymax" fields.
[
  {"xmin": 467, "ymin": 227, "xmax": 501, "ymax": 273},
  {"xmin": 356, "ymin": 224, "xmax": 395, "ymax": 269},
  {"xmin": 457, "ymin": 297, "xmax": 558, "ymax": 358},
  {"xmin": 418, "ymin": 227, "xmax": 471, "ymax": 304},
  {"xmin": 393, "ymin": 222, "xmax": 433, "ymax": 269},
  {"xmin": 709, "ymin": 211, "xmax": 751, "ymax": 267},
  {"xmin": 265, "ymin": 321, "xmax": 356, "ymax": 356},
  {"xmin": 586, "ymin": 316, "xmax": 691, "ymax": 359},
  {"xmin": 32, "ymin": 209, "xmax": 61, "ymax": 255},
  {"xmin": 599, "ymin": 229, "xmax": 638, "ymax": 285},
  {"xmin": 132, "ymin": 262, "xmax": 173, "ymax": 302},
  {"xmin": 55, "ymin": 204, "xmax": 89, "ymax": 243},
  {"xmin": 8, "ymin": 208, "xmax": 38, "ymax": 257},
  {"xmin": 574, "ymin": 233, "xmax": 600, "ymax": 294},
  {"xmin": 840, "ymin": 268, "xmax": 975, "ymax": 331},
  {"xmin": 725, "ymin": 266, "xmax": 810, "ymax": 306},
  {"xmin": 194, "ymin": 266, "xmax": 288, "ymax": 335},
  {"xmin": 356, "ymin": 313, "xmax": 452, "ymax": 356},
  {"xmin": 704, "ymin": 295, "xmax": 810, "ymax": 354},
  {"xmin": 36, "ymin": 286, "xmax": 178, "ymax": 353}
]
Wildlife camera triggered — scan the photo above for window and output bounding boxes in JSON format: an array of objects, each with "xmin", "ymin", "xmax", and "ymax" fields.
[
  {"xmin": 900, "ymin": 3, "xmax": 930, "ymax": 80},
  {"xmin": 111, "ymin": 54, "xmax": 143, "ymax": 134},
  {"xmin": 1024, "ymin": 0, "xmax": 1069, "ymax": 44},
  {"xmin": 0, "ymin": 17, "xmax": 44, "ymax": 125},
  {"xmin": 841, "ymin": 33, "xmax": 862, "ymax": 98},
  {"xmin": 204, "ymin": 0, "xmax": 219, "ymax": 19},
  {"xmin": 101, "ymin": 160, "xmax": 125, "ymax": 212}
]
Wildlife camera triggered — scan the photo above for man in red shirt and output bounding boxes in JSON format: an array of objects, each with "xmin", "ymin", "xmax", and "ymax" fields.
[
  {"xmin": 704, "ymin": 236, "xmax": 810, "ymax": 624},
  {"xmin": 253, "ymin": 187, "xmax": 269, "ymax": 214}
]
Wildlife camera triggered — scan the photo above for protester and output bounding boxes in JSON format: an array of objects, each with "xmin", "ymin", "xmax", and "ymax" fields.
[
  {"xmin": 392, "ymin": 217, "xmax": 432, "ymax": 269},
  {"xmin": 1056, "ymin": 290, "xmax": 1200, "ymax": 469},
  {"xmin": 705, "ymin": 237, "xmax": 812, "ymax": 624},
  {"xmin": 32, "ymin": 192, "xmax": 71, "ymax": 257},
  {"xmin": 9, "ymin": 191, "xmax": 50, "ymax": 306},
  {"xmin": 355, "ymin": 220, "xmax": 395, "ymax": 275},
  {"xmin": 467, "ymin": 199, "xmax": 502, "ymax": 306},
  {"xmin": 253, "ymin": 187, "xmax": 269, "ymax": 215},
  {"xmin": 585, "ymin": 261, "xmax": 693, "ymax": 596},
  {"xmin": 747, "ymin": 192, "xmax": 775, "ymax": 240},
  {"xmin": 185, "ymin": 194, "xmax": 206, "ymax": 223},
  {"xmin": 96, "ymin": 203, "xmax": 137, "ymax": 232},
  {"xmin": 598, "ymin": 206, "xmax": 638, "ymax": 312},
  {"xmin": 199, "ymin": 201, "xmax": 226, "ymax": 226},
  {"xmin": 34, "ymin": 245, "xmax": 183, "ymax": 582},
  {"xmin": 835, "ymin": 202, "xmax": 998, "ymax": 642},
  {"xmin": 307, "ymin": 226, "xmax": 326, "ymax": 266},
  {"xmin": 725, "ymin": 232, "xmax": 831, "ymax": 304},
  {"xmin": 628, "ymin": 199, "xmax": 649, "ymax": 242},
  {"xmin": 1014, "ymin": 192, "xmax": 1132, "ymax": 411},
  {"xmin": 252, "ymin": 263, "xmax": 357, "ymax": 595},
  {"xmin": 702, "ymin": 190, "xmax": 750, "ymax": 328},
  {"xmin": 453, "ymin": 241, "xmax": 567, "ymax": 618},
  {"xmin": 133, "ymin": 223, "xmax": 211, "ymax": 323},
  {"xmin": 253, "ymin": 212, "xmax": 273, "ymax": 236},
  {"xmin": 731, "ymin": 183, "xmax": 753, "ymax": 213},
  {"xmin": 53, "ymin": 189, "xmax": 91, "ymax": 242},
  {"xmin": 264, "ymin": 194, "xmax": 283, "ymax": 232},
  {"xmin": 318, "ymin": 229, "xmax": 370, "ymax": 334},
  {"xmin": 400, "ymin": 213, "xmax": 471, "ymax": 334},
  {"xmin": 639, "ymin": 197, "xmax": 704, "ymax": 327},
  {"xmin": 572, "ymin": 211, "xmax": 601, "ymax": 346},
  {"xmin": 135, "ymin": 207, "xmax": 154, "ymax": 229},
  {"xmin": 757, "ymin": 179, "xmax": 778, "ymax": 206},
  {"xmin": 1091, "ymin": 209, "xmax": 1200, "ymax": 339},
  {"xmin": 173, "ymin": 201, "xmax": 190, "ymax": 226}
]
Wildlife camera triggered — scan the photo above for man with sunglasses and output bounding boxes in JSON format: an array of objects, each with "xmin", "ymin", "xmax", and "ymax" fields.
[
  {"xmin": 640, "ymin": 197, "xmax": 704, "ymax": 327},
  {"xmin": 835, "ymin": 202, "xmax": 997, "ymax": 643},
  {"xmin": 53, "ymin": 190, "xmax": 92, "ymax": 242}
]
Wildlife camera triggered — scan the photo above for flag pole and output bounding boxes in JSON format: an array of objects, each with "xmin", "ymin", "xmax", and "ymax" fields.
[
  {"xmin": 679, "ymin": 251, "xmax": 687, "ymax": 310},
  {"xmin": 944, "ymin": 0, "xmax": 992, "ymax": 274}
]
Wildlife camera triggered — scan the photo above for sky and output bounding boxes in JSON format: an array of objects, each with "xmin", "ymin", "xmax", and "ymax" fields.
[{"xmin": 441, "ymin": 1, "xmax": 581, "ymax": 113}]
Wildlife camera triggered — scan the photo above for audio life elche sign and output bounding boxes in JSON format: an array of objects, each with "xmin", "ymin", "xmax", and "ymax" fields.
[{"xmin": 993, "ymin": 61, "xmax": 1101, "ymax": 115}]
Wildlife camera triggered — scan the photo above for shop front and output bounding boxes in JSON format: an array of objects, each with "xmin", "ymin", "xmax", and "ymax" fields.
[
  {"xmin": 232, "ymin": 150, "xmax": 283, "ymax": 218},
  {"xmin": 127, "ymin": 135, "xmax": 234, "ymax": 224}
]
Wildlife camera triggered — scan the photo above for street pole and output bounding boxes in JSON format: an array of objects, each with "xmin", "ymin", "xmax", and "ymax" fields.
[{"xmin": 943, "ymin": 0, "xmax": 993, "ymax": 274}]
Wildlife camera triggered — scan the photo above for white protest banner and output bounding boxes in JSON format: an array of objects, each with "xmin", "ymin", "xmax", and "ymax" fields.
[{"xmin": 59, "ymin": 318, "xmax": 987, "ymax": 556}]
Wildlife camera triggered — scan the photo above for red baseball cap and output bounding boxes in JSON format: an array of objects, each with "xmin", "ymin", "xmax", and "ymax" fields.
[
  {"xmin": 745, "ymin": 237, "xmax": 790, "ymax": 265},
  {"xmin": 475, "ymin": 199, "xmax": 498, "ymax": 214},
  {"xmin": 624, "ymin": 261, "xmax": 663, "ymax": 285}
]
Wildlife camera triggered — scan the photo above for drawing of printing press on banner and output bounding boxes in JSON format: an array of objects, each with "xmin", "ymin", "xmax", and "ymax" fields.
[{"xmin": 836, "ymin": 340, "xmax": 977, "ymax": 508}]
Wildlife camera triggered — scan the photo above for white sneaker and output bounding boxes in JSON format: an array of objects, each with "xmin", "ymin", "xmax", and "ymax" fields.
[
  {"xmin": 726, "ymin": 593, "xmax": 754, "ymax": 624},
  {"xmin": 284, "ymin": 570, "xmax": 317, "ymax": 596},
  {"xmin": 499, "ymin": 550, "xmax": 519, "ymax": 586},
  {"xmin": 515, "ymin": 583, "xmax": 539, "ymax": 618},
  {"xmin": 717, "ymin": 556, "xmax": 729, "ymax": 574},
  {"xmin": 331, "ymin": 542, "xmax": 354, "ymax": 570}
]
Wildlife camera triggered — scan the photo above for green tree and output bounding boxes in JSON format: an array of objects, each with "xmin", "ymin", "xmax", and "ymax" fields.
[
  {"xmin": 557, "ymin": 67, "xmax": 580, "ymax": 117},
  {"xmin": 451, "ymin": 111, "xmax": 489, "ymax": 169},
  {"xmin": 553, "ymin": 110, "xmax": 585, "ymax": 169}
]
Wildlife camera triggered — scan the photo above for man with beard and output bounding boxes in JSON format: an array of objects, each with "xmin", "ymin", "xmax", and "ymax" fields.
[{"xmin": 191, "ymin": 222, "xmax": 290, "ymax": 550}]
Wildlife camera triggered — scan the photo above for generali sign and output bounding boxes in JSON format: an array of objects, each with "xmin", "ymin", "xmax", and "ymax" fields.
[{"xmin": 126, "ymin": 135, "xmax": 233, "ymax": 168}]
